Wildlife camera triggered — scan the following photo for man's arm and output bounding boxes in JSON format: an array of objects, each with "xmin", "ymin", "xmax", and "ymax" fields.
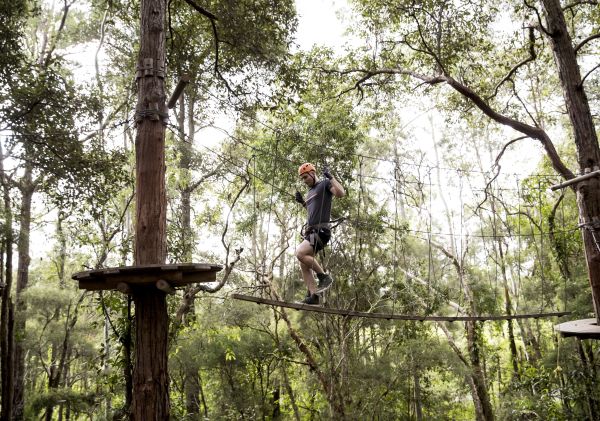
[
  {"xmin": 328, "ymin": 177, "xmax": 345, "ymax": 198},
  {"xmin": 323, "ymin": 167, "xmax": 345, "ymax": 198}
]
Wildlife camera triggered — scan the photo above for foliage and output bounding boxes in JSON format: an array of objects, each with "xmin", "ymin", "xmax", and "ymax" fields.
[
  {"xmin": 26, "ymin": 388, "xmax": 99, "ymax": 418},
  {"xmin": 2, "ymin": 0, "xmax": 600, "ymax": 420}
]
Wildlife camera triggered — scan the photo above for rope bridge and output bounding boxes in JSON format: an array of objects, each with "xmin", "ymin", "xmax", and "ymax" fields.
[{"xmin": 232, "ymin": 294, "xmax": 570, "ymax": 322}]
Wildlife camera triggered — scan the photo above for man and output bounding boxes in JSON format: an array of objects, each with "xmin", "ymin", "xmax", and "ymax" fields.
[{"xmin": 294, "ymin": 162, "xmax": 345, "ymax": 305}]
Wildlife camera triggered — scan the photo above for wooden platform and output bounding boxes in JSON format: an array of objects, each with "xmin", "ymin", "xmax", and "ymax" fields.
[
  {"xmin": 72, "ymin": 263, "xmax": 222, "ymax": 292},
  {"xmin": 231, "ymin": 294, "xmax": 571, "ymax": 322},
  {"xmin": 554, "ymin": 318, "xmax": 600, "ymax": 340}
]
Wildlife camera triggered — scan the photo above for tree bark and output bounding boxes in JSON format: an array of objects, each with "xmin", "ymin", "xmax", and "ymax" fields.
[
  {"xmin": 12, "ymin": 162, "xmax": 34, "ymax": 421},
  {"xmin": 131, "ymin": 0, "xmax": 169, "ymax": 418},
  {"xmin": 413, "ymin": 362, "xmax": 423, "ymax": 421},
  {"xmin": 466, "ymin": 321, "xmax": 494, "ymax": 421},
  {"xmin": 177, "ymin": 84, "xmax": 203, "ymax": 420},
  {"xmin": 576, "ymin": 338, "xmax": 598, "ymax": 420},
  {"xmin": 540, "ymin": 0, "xmax": 600, "ymax": 323},
  {"xmin": 44, "ymin": 213, "xmax": 69, "ymax": 421},
  {"xmin": 0, "ymin": 145, "xmax": 14, "ymax": 421},
  {"xmin": 495, "ymin": 237, "xmax": 520, "ymax": 380}
]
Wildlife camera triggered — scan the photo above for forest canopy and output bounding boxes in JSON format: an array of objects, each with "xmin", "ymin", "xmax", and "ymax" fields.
[{"xmin": 0, "ymin": 0, "xmax": 599, "ymax": 419}]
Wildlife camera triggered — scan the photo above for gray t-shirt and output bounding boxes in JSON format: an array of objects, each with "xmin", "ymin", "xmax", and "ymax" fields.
[{"xmin": 305, "ymin": 179, "xmax": 332, "ymax": 227}]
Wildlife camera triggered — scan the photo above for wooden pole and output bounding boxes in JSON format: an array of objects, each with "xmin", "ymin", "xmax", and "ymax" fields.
[
  {"xmin": 167, "ymin": 74, "xmax": 190, "ymax": 109},
  {"xmin": 132, "ymin": 0, "xmax": 169, "ymax": 418}
]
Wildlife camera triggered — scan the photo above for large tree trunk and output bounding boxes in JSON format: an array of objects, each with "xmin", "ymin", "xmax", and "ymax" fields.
[
  {"xmin": 0, "ymin": 145, "xmax": 14, "ymax": 421},
  {"xmin": 131, "ymin": 0, "xmax": 169, "ymax": 418},
  {"xmin": 540, "ymin": 0, "xmax": 600, "ymax": 322},
  {"xmin": 12, "ymin": 162, "xmax": 34, "ymax": 421},
  {"xmin": 466, "ymin": 321, "xmax": 494, "ymax": 421}
]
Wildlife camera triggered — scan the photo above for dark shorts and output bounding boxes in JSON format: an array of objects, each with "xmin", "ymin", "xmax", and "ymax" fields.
[{"xmin": 303, "ymin": 227, "xmax": 331, "ymax": 253}]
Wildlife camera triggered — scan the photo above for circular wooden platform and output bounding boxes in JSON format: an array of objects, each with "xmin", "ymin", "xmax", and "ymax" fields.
[
  {"xmin": 72, "ymin": 263, "xmax": 222, "ymax": 292},
  {"xmin": 554, "ymin": 318, "xmax": 600, "ymax": 340}
]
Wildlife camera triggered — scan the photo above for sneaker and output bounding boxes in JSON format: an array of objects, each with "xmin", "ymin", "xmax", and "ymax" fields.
[
  {"xmin": 300, "ymin": 293, "xmax": 320, "ymax": 305},
  {"xmin": 316, "ymin": 273, "xmax": 333, "ymax": 293}
]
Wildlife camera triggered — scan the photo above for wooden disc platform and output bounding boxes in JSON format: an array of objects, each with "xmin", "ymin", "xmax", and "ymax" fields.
[
  {"xmin": 72, "ymin": 263, "xmax": 222, "ymax": 293},
  {"xmin": 554, "ymin": 318, "xmax": 600, "ymax": 340},
  {"xmin": 232, "ymin": 294, "xmax": 570, "ymax": 322}
]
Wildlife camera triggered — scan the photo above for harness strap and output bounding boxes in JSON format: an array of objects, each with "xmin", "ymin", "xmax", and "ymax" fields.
[{"xmin": 301, "ymin": 217, "xmax": 346, "ymax": 236}]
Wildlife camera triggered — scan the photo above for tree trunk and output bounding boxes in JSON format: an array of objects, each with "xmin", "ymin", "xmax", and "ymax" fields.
[
  {"xmin": 280, "ymin": 361, "xmax": 300, "ymax": 421},
  {"xmin": 0, "ymin": 145, "xmax": 14, "ymax": 421},
  {"xmin": 541, "ymin": 0, "xmax": 600, "ymax": 322},
  {"xmin": 131, "ymin": 0, "xmax": 169, "ymax": 418},
  {"xmin": 495, "ymin": 238, "xmax": 519, "ymax": 380},
  {"xmin": 177, "ymin": 81, "xmax": 203, "ymax": 420},
  {"xmin": 413, "ymin": 363, "xmax": 423, "ymax": 421},
  {"xmin": 466, "ymin": 321, "xmax": 494, "ymax": 421},
  {"xmin": 131, "ymin": 292, "xmax": 169, "ymax": 420},
  {"xmin": 184, "ymin": 368, "xmax": 201, "ymax": 420},
  {"xmin": 576, "ymin": 338, "xmax": 598, "ymax": 420},
  {"xmin": 12, "ymin": 162, "xmax": 34, "ymax": 421},
  {"xmin": 45, "ymin": 213, "xmax": 69, "ymax": 421},
  {"xmin": 123, "ymin": 297, "xmax": 133, "ymax": 415}
]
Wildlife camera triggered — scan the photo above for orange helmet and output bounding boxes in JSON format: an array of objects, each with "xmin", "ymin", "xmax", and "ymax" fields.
[{"xmin": 298, "ymin": 162, "xmax": 316, "ymax": 176}]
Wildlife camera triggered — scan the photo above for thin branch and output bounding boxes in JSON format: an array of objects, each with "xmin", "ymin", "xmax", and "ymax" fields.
[
  {"xmin": 491, "ymin": 26, "xmax": 537, "ymax": 98},
  {"xmin": 43, "ymin": 0, "xmax": 72, "ymax": 68},
  {"xmin": 181, "ymin": 0, "xmax": 235, "ymax": 94},
  {"xmin": 563, "ymin": 1, "xmax": 599, "ymax": 13},
  {"xmin": 170, "ymin": 174, "xmax": 249, "ymax": 335},
  {"xmin": 511, "ymin": 81, "xmax": 540, "ymax": 127},
  {"xmin": 574, "ymin": 32, "xmax": 600, "ymax": 53},
  {"xmin": 221, "ymin": 174, "xmax": 250, "ymax": 253},
  {"xmin": 442, "ymin": 75, "xmax": 574, "ymax": 179},
  {"xmin": 430, "ymin": 240, "xmax": 462, "ymax": 274},
  {"xmin": 82, "ymin": 100, "xmax": 129, "ymax": 142},
  {"xmin": 579, "ymin": 62, "xmax": 600, "ymax": 87},
  {"xmin": 524, "ymin": 0, "xmax": 552, "ymax": 36},
  {"xmin": 170, "ymin": 249, "xmax": 242, "ymax": 335},
  {"xmin": 99, "ymin": 291, "xmax": 126, "ymax": 344},
  {"xmin": 437, "ymin": 323, "xmax": 469, "ymax": 366},
  {"xmin": 412, "ymin": 14, "xmax": 446, "ymax": 74},
  {"xmin": 397, "ymin": 266, "xmax": 466, "ymax": 313},
  {"xmin": 181, "ymin": 0, "xmax": 218, "ymax": 20},
  {"xmin": 187, "ymin": 163, "xmax": 223, "ymax": 192},
  {"xmin": 476, "ymin": 136, "xmax": 528, "ymax": 211}
]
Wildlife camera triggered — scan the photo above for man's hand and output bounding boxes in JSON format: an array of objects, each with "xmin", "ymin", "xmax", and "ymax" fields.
[
  {"xmin": 323, "ymin": 167, "xmax": 333, "ymax": 179},
  {"xmin": 295, "ymin": 191, "xmax": 306, "ymax": 206}
]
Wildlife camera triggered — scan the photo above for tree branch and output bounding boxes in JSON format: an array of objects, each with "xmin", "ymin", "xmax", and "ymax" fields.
[
  {"xmin": 491, "ymin": 26, "xmax": 537, "ymax": 98},
  {"xmin": 574, "ymin": 32, "xmax": 600, "ymax": 53},
  {"xmin": 187, "ymin": 162, "xmax": 223, "ymax": 192},
  {"xmin": 82, "ymin": 100, "xmax": 129, "ymax": 143},
  {"xmin": 476, "ymin": 136, "xmax": 527, "ymax": 211},
  {"xmin": 563, "ymin": 1, "xmax": 598, "ymax": 13},
  {"xmin": 328, "ymin": 63, "xmax": 574, "ymax": 181},
  {"xmin": 170, "ymin": 173, "xmax": 249, "ymax": 334},
  {"xmin": 181, "ymin": 0, "xmax": 235, "ymax": 94},
  {"xmin": 579, "ymin": 62, "xmax": 600, "ymax": 87},
  {"xmin": 524, "ymin": 0, "xmax": 552, "ymax": 36},
  {"xmin": 43, "ymin": 0, "xmax": 72, "ymax": 68},
  {"xmin": 397, "ymin": 266, "xmax": 466, "ymax": 313}
]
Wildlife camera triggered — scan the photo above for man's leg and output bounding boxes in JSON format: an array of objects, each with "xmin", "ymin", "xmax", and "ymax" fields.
[{"xmin": 296, "ymin": 240, "xmax": 324, "ymax": 294}]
